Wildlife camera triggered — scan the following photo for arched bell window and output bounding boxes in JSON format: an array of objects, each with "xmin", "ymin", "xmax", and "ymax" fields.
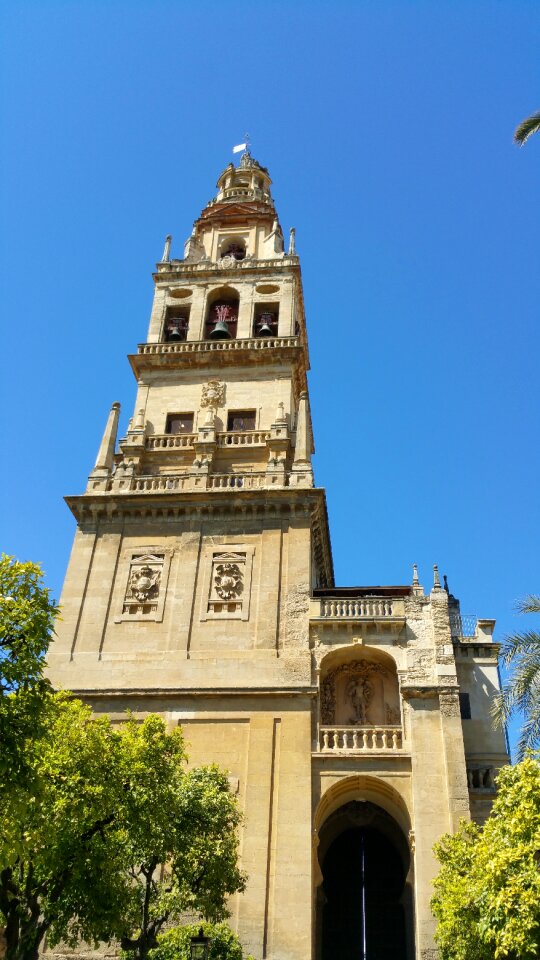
[
  {"xmin": 221, "ymin": 242, "xmax": 246, "ymax": 261},
  {"xmin": 163, "ymin": 306, "xmax": 190, "ymax": 342},
  {"xmin": 253, "ymin": 302, "xmax": 279, "ymax": 336},
  {"xmin": 204, "ymin": 296, "xmax": 239, "ymax": 340}
]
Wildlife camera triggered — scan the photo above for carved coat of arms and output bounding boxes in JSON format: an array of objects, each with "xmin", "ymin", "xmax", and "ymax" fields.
[
  {"xmin": 127, "ymin": 564, "xmax": 160, "ymax": 602},
  {"xmin": 201, "ymin": 379, "xmax": 225, "ymax": 411},
  {"xmin": 214, "ymin": 562, "xmax": 243, "ymax": 600}
]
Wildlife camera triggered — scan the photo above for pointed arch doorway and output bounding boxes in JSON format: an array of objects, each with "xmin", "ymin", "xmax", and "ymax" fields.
[{"xmin": 316, "ymin": 800, "xmax": 414, "ymax": 960}]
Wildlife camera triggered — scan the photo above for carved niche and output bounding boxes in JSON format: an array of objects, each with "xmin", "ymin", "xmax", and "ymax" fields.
[
  {"xmin": 320, "ymin": 659, "xmax": 401, "ymax": 726},
  {"xmin": 206, "ymin": 551, "xmax": 247, "ymax": 618},
  {"xmin": 122, "ymin": 553, "xmax": 164, "ymax": 617}
]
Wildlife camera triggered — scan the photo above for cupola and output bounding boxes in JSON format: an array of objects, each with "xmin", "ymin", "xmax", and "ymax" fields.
[{"xmin": 215, "ymin": 150, "xmax": 274, "ymax": 206}]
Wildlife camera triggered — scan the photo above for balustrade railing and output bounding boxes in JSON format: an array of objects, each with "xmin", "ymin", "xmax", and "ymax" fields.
[
  {"xmin": 320, "ymin": 598, "xmax": 395, "ymax": 618},
  {"xmin": 467, "ymin": 766, "xmax": 497, "ymax": 790},
  {"xmin": 318, "ymin": 726, "xmax": 403, "ymax": 753},
  {"xmin": 207, "ymin": 473, "xmax": 267, "ymax": 490},
  {"xmin": 131, "ymin": 475, "xmax": 190, "ymax": 492},
  {"xmin": 145, "ymin": 434, "xmax": 196, "ymax": 450},
  {"xmin": 217, "ymin": 430, "xmax": 270, "ymax": 447},
  {"xmin": 110, "ymin": 471, "xmax": 287, "ymax": 493},
  {"xmin": 138, "ymin": 336, "xmax": 298, "ymax": 356}
]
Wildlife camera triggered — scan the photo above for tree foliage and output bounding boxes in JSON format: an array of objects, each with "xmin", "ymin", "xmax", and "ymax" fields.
[
  {"xmin": 432, "ymin": 757, "xmax": 540, "ymax": 960},
  {"xmin": 514, "ymin": 111, "xmax": 540, "ymax": 146},
  {"xmin": 0, "ymin": 555, "xmax": 59, "ymax": 784},
  {"xmin": 492, "ymin": 594, "xmax": 540, "ymax": 760},
  {"xmin": 0, "ymin": 698, "xmax": 245, "ymax": 960},
  {"xmin": 148, "ymin": 923, "xmax": 254, "ymax": 960}
]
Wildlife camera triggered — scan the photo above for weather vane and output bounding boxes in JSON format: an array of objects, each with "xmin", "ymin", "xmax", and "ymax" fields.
[{"xmin": 232, "ymin": 133, "xmax": 251, "ymax": 155}]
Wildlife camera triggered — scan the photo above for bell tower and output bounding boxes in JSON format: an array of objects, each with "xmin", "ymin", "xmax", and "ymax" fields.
[
  {"xmin": 50, "ymin": 150, "xmax": 509, "ymax": 960},
  {"xmin": 50, "ymin": 149, "xmax": 333, "ymax": 960}
]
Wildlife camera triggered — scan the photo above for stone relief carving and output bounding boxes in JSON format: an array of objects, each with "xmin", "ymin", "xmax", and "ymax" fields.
[
  {"xmin": 385, "ymin": 702, "xmax": 401, "ymax": 724},
  {"xmin": 207, "ymin": 551, "xmax": 246, "ymax": 616},
  {"xmin": 321, "ymin": 660, "xmax": 389, "ymax": 725},
  {"xmin": 214, "ymin": 562, "xmax": 243, "ymax": 600},
  {"xmin": 346, "ymin": 676, "xmax": 372, "ymax": 724},
  {"xmin": 128, "ymin": 564, "xmax": 160, "ymax": 602},
  {"xmin": 123, "ymin": 554, "xmax": 164, "ymax": 615},
  {"xmin": 201, "ymin": 378, "xmax": 225, "ymax": 411}
]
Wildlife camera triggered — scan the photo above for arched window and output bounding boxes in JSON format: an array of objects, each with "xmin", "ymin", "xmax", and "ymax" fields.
[
  {"xmin": 204, "ymin": 293, "xmax": 239, "ymax": 340},
  {"xmin": 221, "ymin": 242, "xmax": 246, "ymax": 261}
]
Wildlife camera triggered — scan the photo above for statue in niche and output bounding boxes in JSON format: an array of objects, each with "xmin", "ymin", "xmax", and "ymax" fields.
[{"xmin": 346, "ymin": 675, "xmax": 372, "ymax": 725}]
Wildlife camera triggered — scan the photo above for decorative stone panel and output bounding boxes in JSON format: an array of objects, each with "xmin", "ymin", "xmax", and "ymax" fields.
[
  {"xmin": 320, "ymin": 659, "xmax": 401, "ymax": 726},
  {"xmin": 114, "ymin": 549, "xmax": 173, "ymax": 622},
  {"xmin": 200, "ymin": 544, "xmax": 255, "ymax": 621}
]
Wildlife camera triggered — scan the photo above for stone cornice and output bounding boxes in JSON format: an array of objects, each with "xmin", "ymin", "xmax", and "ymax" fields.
[
  {"xmin": 400, "ymin": 684, "xmax": 458, "ymax": 700},
  {"xmin": 153, "ymin": 255, "xmax": 300, "ymax": 283},
  {"xmin": 66, "ymin": 686, "xmax": 319, "ymax": 699}
]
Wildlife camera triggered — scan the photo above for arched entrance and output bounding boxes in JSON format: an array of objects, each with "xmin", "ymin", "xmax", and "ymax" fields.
[{"xmin": 316, "ymin": 800, "xmax": 414, "ymax": 960}]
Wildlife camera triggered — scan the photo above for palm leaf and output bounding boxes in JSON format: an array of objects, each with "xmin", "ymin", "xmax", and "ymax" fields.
[
  {"xmin": 516, "ymin": 594, "xmax": 540, "ymax": 615},
  {"xmin": 514, "ymin": 111, "xmax": 540, "ymax": 146}
]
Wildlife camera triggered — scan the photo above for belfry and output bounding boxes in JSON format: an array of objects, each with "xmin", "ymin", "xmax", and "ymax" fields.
[{"xmin": 49, "ymin": 151, "xmax": 508, "ymax": 960}]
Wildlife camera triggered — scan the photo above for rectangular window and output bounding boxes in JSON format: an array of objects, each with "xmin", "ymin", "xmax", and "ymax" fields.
[
  {"xmin": 166, "ymin": 413, "xmax": 194, "ymax": 435},
  {"xmin": 227, "ymin": 410, "xmax": 256, "ymax": 431},
  {"xmin": 459, "ymin": 692, "xmax": 471, "ymax": 719}
]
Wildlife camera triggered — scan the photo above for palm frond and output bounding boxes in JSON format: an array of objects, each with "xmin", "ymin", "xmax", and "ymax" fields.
[
  {"xmin": 516, "ymin": 594, "xmax": 540, "ymax": 615},
  {"xmin": 514, "ymin": 111, "xmax": 540, "ymax": 145},
  {"xmin": 515, "ymin": 707, "xmax": 540, "ymax": 761},
  {"xmin": 499, "ymin": 630, "xmax": 540, "ymax": 666}
]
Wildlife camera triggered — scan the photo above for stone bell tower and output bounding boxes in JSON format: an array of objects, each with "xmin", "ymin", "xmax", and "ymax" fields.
[
  {"xmin": 50, "ymin": 148, "xmax": 333, "ymax": 960},
  {"xmin": 50, "ymin": 150, "xmax": 508, "ymax": 960}
]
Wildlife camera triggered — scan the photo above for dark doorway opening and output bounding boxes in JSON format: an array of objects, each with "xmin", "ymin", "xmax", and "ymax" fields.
[{"xmin": 318, "ymin": 801, "xmax": 412, "ymax": 960}]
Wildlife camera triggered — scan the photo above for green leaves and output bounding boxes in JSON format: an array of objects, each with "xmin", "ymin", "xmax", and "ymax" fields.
[
  {"xmin": 0, "ymin": 555, "xmax": 59, "ymax": 786},
  {"xmin": 148, "ymin": 923, "xmax": 254, "ymax": 960},
  {"xmin": 432, "ymin": 756, "xmax": 540, "ymax": 960},
  {"xmin": 514, "ymin": 112, "xmax": 540, "ymax": 146},
  {"xmin": 0, "ymin": 558, "xmax": 244, "ymax": 960},
  {"xmin": 1, "ymin": 701, "xmax": 245, "ymax": 960},
  {"xmin": 492, "ymin": 594, "xmax": 540, "ymax": 760}
]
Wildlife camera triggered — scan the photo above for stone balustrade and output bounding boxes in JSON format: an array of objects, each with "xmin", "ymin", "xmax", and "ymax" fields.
[
  {"xmin": 145, "ymin": 434, "xmax": 197, "ymax": 450},
  {"xmin": 217, "ymin": 430, "xmax": 271, "ymax": 447},
  {"xmin": 467, "ymin": 766, "xmax": 497, "ymax": 791},
  {"xmin": 155, "ymin": 256, "xmax": 299, "ymax": 276},
  {"xmin": 131, "ymin": 475, "xmax": 191, "ymax": 492},
  {"xmin": 318, "ymin": 726, "xmax": 403, "ymax": 753},
  {"xmin": 108, "ymin": 471, "xmax": 293, "ymax": 493},
  {"xmin": 318, "ymin": 598, "xmax": 397, "ymax": 618},
  {"xmin": 207, "ymin": 473, "xmax": 267, "ymax": 490},
  {"xmin": 138, "ymin": 336, "xmax": 299, "ymax": 356}
]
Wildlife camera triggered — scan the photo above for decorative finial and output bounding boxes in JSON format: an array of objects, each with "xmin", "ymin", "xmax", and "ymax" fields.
[
  {"xmin": 443, "ymin": 574, "xmax": 449, "ymax": 594},
  {"xmin": 288, "ymin": 227, "xmax": 296, "ymax": 255},
  {"xmin": 161, "ymin": 235, "xmax": 172, "ymax": 263},
  {"xmin": 412, "ymin": 563, "xmax": 419, "ymax": 586},
  {"xmin": 433, "ymin": 564, "xmax": 441, "ymax": 589},
  {"xmin": 134, "ymin": 408, "xmax": 145, "ymax": 431},
  {"xmin": 276, "ymin": 402, "xmax": 286, "ymax": 423}
]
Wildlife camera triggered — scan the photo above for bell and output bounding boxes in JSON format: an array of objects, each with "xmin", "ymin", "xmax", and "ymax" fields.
[
  {"xmin": 167, "ymin": 322, "xmax": 183, "ymax": 342},
  {"xmin": 257, "ymin": 320, "xmax": 274, "ymax": 336},
  {"xmin": 210, "ymin": 319, "xmax": 232, "ymax": 340}
]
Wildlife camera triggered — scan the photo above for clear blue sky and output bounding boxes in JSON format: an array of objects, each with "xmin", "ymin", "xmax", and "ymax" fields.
[{"xmin": 1, "ymin": 1, "xmax": 539, "ymax": 757}]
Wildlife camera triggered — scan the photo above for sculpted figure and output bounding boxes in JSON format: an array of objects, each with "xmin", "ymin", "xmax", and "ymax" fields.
[{"xmin": 347, "ymin": 675, "xmax": 372, "ymax": 725}]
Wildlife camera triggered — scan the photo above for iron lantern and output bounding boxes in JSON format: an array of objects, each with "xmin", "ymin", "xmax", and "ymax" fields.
[{"xmin": 189, "ymin": 927, "xmax": 210, "ymax": 960}]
